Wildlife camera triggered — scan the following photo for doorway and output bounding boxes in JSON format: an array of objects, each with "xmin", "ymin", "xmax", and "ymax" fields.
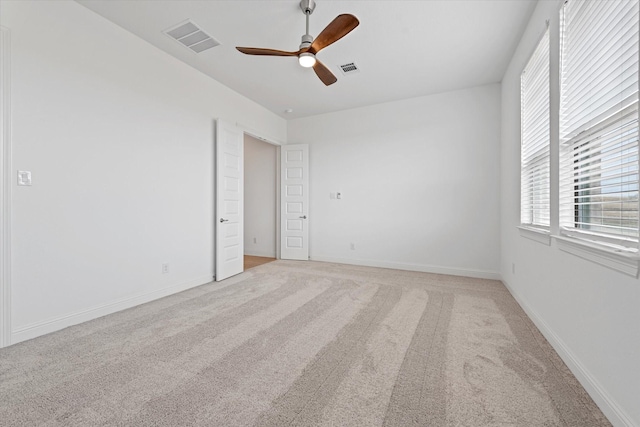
[
  {"xmin": 243, "ymin": 134, "xmax": 277, "ymax": 270},
  {"xmin": 215, "ymin": 122, "xmax": 308, "ymax": 280}
]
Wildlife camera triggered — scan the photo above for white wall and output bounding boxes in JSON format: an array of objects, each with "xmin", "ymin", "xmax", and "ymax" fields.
[
  {"xmin": 1, "ymin": 0, "xmax": 286, "ymax": 344},
  {"xmin": 501, "ymin": 1, "xmax": 640, "ymax": 426},
  {"xmin": 244, "ymin": 135, "xmax": 277, "ymax": 258},
  {"xmin": 288, "ymin": 85, "xmax": 501, "ymax": 279}
]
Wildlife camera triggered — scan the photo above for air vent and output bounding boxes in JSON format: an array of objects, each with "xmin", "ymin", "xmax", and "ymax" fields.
[
  {"xmin": 163, "ymin": 20, "xmax": 220, "ymax": 53},
  {"xmin": 339, "ymin": 62, "xmax": 360, "ymax": 75}
]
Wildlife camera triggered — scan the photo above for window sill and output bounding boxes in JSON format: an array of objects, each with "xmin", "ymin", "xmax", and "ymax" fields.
[
  {"xmin": 553, "ymin": 235, "xmax": 640, "ymax": 277},
  {"xmin": 518, "ymin": 226, "xmax": 551, "ymax": 245}
]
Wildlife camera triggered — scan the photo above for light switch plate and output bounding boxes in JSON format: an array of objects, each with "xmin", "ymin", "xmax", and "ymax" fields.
[{"xmin": 17, "ymin": 171, "xmax": 32, "ymax": 186}]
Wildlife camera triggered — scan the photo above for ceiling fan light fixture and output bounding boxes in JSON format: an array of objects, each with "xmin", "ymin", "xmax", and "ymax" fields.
[{"xmin": 298, "ymin": 52, "xmax": 316, "ymax": 68}]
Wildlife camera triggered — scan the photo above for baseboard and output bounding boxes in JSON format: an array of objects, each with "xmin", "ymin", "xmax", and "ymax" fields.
[
  {"xmin": 10, "ymin": 275, "xmax": 213, "ymax": 345},
  {"xmin": 244, "ymin": 250, "xmax": 277, "ymax": 258},
  {"xmin": 501, "ymin": 277, "xmax": 636, "ymax": 427},
  {"xmin": 310, "ymin": 255, "xmax": 501, "ymax": 280}
]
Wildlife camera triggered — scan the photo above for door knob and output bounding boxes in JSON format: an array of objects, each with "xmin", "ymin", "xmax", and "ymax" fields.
[
  {"xmin": 299, "ymin": 215, "xmax": 307, "ymax": 219},
  {"xmin": 220, "ymin": 218, "xmax": 229, "ymax": 223}
]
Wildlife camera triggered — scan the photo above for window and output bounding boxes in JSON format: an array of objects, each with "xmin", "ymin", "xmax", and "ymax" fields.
[
  {"xmin": 521, "ymin": 28, "xmax": 550, "ymax": 229},
  {"xmin": 560, "ymin": 0, "xmax": 639, "ymax": 251}
]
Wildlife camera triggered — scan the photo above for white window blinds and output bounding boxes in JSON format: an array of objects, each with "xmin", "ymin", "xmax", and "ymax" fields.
[
  {"xmin": 521, "ymin": 29, "xmax": 550, "ymax": 228},
  {"xmin": 560, "ymin": 0, "xmax": 639, "ymax": 248}
]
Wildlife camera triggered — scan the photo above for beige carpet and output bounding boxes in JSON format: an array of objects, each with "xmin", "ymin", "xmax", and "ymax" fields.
[{"xmin": 0, "ymin": 261, "xmax": 610, "ymax": 426}]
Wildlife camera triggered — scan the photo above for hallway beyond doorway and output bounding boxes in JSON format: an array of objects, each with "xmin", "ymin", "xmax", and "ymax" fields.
[{"xmin": 244, "ymin": 255, "xmax": 276, "ymax": 270}]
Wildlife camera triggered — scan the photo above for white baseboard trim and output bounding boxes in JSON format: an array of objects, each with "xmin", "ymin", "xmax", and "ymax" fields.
[
  {"xmin": 244, "ymin": 250, "xmax": 277, "ymax": 258},
  {"xmin": 11, "ymin": 275, "xmax": 213, "ymax": 345},
  {"xmin": 501, "ymin": 277, "xmax": 636, "ymax": 427},
  {"xmin": 310, "ymin": 255, "xmax": 501, "ymax": 280}
]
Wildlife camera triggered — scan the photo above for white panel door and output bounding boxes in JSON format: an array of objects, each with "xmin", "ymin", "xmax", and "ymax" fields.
[
  {"xmin": 281, "ymin": 144, "xmax": 309, "ymax": 260},
  {"xmin": 215, "ymin": 120, "xmax": 244, "ymax": 281}
]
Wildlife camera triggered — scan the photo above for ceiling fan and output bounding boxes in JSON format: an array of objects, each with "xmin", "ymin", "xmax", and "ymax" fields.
[{"xmin": 236, "ymin": 0, "xmax": 359, "ymax": 86}]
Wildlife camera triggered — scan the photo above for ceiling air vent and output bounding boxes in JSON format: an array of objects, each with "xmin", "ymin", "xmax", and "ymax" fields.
[
  {"xmin": 339, "ymin": 62, "xmax": 360, "ymax": 75},
  {"xmin": 163, "ymin": 20, "xmax": 220, "ymax": 53}
]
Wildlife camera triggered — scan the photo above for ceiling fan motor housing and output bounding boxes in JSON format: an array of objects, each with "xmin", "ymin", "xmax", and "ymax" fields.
[
  {"xmin": 300, "ymin": 0, "xmax": 316, "ymax": 15},
  {"xmin": 300, "ymin": 34, "xmax": 313, "ymax": 49}
]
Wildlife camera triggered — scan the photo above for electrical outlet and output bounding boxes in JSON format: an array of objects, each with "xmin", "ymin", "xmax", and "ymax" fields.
[
  {"xmin": 350, "ymin": 243, "xmax": 356, "ymax": 250},
  {"xmin": 162, "ymin": 263, "xmax": 170, "ymax": 274}
]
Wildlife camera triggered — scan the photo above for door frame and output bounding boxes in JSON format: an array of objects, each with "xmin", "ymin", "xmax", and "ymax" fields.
[
  {"xmin": 240, "ymin": 128, "xmax": 282, "ymax": 261},
  {"xmin": 1, "ymin": 26, "xmax": 12, "ymax": 348}
]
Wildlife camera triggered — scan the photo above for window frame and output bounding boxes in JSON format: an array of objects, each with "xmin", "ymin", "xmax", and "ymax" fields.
[{"xmin": 515, "ymin": 0, "xmax": 640, "ymax": 276}]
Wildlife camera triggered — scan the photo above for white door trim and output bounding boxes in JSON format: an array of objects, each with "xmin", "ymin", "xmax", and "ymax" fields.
[
  {"xmin": 237, "ymin": 126, "xmax": 283, "ymax": 260},
  {"xmin": 0, "ymin": 26, "xmax": 12, "ymax": 348},
  {"xmin": 235, "ymin": 122, "xmax": 285, "ymax": 148}
]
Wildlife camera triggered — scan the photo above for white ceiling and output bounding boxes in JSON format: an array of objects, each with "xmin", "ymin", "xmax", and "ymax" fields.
[{"xmin": 77, "ymin": 0, "xmax": 536, "ymax": 120}]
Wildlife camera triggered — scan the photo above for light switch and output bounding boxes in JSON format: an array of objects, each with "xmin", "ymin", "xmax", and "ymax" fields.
[
  {"xmin": 337, "ymin": 192, "xmax": 342, "ymax": 199},
  {"xmin": 17, "ymin": 171, "xmax": 32, "ymax": 186}
]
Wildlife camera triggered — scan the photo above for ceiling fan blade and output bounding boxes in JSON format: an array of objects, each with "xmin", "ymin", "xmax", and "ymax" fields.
[
  {"xmin": 236, "ymin": 47, "xmax": 300, "ymax": 56},
  {"xmin": 313, "ymin": 60, "xmax": 338, "ymax": 86},
  {"xmin": 310, "ymin": 14, "xmax": 359, "ymax": 54}
]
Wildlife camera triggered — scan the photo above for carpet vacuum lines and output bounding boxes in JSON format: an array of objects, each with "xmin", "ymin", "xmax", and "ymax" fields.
[{"xmin": 0, "ymin": 260, "xmax": 612, "ymax": 426}]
